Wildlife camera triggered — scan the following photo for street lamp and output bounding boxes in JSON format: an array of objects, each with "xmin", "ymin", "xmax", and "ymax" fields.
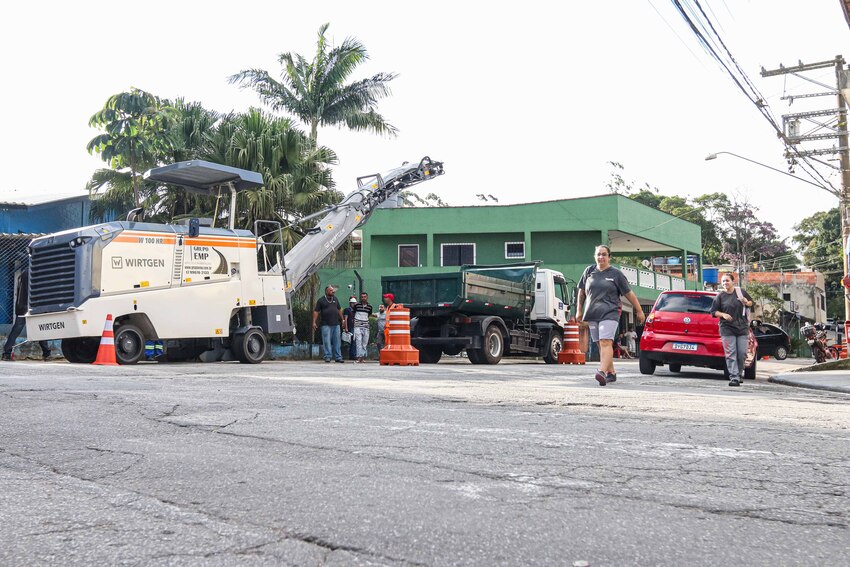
[{"xmin": 706, "ymin": 150, "xmax": 848, "ymax": 322}]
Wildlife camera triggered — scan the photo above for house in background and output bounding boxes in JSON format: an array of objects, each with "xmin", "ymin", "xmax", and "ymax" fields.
[
  {"xmin": 318, "ymin": 194, "xmax": 704, "ymax": 327},
  {"xmin": 1, "ymin": 193, "xmax": 94, "ymax": 333},
  {"xmin": 747, "ymin": 271, "xmax": 827, "ymax": 325}
]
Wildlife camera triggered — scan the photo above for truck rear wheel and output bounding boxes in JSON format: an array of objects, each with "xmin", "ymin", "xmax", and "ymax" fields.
[
  {"xmin": 418, "ymin": 346, "xmax": 442, "ymax": 364},
  {"xmin": 543, "ymin": 330, "xmax": 563, "ymax": 364},
  {"xmin": 478, "ymin": 324, "xmax": 504, "ymax": 365},
  {"xmin": 232, "ymin": 328, "xmax": 267, "ymax": 364},
  {"xmin": 115, "ymin": 324, "xmax": 145, "ymax": 365},
  {"xmin": 61, "ymin": 337, "xmax": 100, "ymax": 364}
]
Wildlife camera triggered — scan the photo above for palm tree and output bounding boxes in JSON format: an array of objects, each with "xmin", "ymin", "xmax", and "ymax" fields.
[
  {"xmin": 87, "ymin": 89, "xmax": 174, "ymax": 206},
  {"xmin": 229, "ymin": 23, "xmax": 398, "ymax": 145},
  {"xmin": 200, "ymin": 108, "xmax": 341, "ymax": 238}
]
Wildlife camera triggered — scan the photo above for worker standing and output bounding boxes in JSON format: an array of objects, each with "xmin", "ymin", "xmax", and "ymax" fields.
[
  {"xmin": 2, "ymin": 262, "xmax": 50, "ymax": 362},
  {"xmin": 312, "ymin": 285, "xmax": 344, "ymax": 363},
  {"xmin": 353, "ymin": 292, "xmax": 374, "ymax": 362}
]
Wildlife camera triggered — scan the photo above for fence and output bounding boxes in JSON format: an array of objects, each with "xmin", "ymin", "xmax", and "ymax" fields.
[{"xmin": 0, "ymin": 234, "xmax": 39, "ymax": 328}]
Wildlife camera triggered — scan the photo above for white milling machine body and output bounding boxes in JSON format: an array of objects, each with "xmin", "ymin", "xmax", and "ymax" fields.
[{"xmin": 25, "ymin": 157, "xmax": 444, "ymax": 364}]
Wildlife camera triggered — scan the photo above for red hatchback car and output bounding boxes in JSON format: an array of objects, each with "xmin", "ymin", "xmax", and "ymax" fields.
[{"xmin": 639, "ymin": 290, "xmax": 758, "ymax": 379}]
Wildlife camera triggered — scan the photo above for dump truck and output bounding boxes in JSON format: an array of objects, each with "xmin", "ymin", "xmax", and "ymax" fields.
[
  {"xmin": 25, "ymin": 157, "xmax": 444, "ymax": 364},
  {"xmin": 381, "ymin": 263, "xmax": 571, "ymax": 364}
]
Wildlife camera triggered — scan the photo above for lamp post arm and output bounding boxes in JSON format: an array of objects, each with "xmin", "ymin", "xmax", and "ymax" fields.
[{"xmin": 705, "ymin": 151, "xmax": 836, "ymax": 195}]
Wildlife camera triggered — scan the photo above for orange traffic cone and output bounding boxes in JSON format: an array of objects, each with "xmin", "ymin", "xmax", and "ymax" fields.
[
  {"xmin": 93, "ymin": 314, "xmax": 119, "ymax": 366},
  {"xmin": 558, "ymin": 319, "xmax": 586, "ymax": 365}
]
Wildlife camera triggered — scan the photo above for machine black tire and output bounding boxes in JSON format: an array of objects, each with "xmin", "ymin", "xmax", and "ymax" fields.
[
  {"xmin": 668, "ymin": 363, "xmax": 682, "ymax": 373},
  {"xmin": 233, "ymin": 328, "xmax": 268, "ymax": 364},
  {"xmin": 774, "ymin": 346, "xmax": 788, "ymax": 360},
  {"xmin": 443, "ymin": 345, "xmax": 464, "ymax": 356},
  {"xmin": 466, "ymin": 348, "xmax": 485, "ymax": 364},
  {"xmin": 61, "ymin": 337, "xmax": 100, "ymax": 364},
  {"xmin": 418, "ymin": 345, "xmax": 443, "ymax": 364},
  {"xmin": 480, "ymin": 324, "xmax": 504, "ymax": 365},
  {"xmin": 744, "ymin": 358, "xmax": 757, "ymax": 380},
  {"xmin": 543, "ymin": 330, "xmax": 563, "ymax": 364},
  {"xmin": 115, "ymin": 324, "xmax": 145, "ymax": 365},
  {"xmin": 638, "ymin": 352, "xmax": 656, "ymax": 375}
]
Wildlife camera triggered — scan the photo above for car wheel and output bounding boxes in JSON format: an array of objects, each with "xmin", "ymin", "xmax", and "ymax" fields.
[
  {"xmin": 638, "ymin": 352, "xmax": 656, "ymax": 375},
  {"xmin": 668, "ymin": 363, "xmax": 682, "ymax": 373},
  {"xmin": 774, "ymin": 345, "xmax": 788, "ymax": 361},
  {"xmin": 744, "ymin": 357, "xmax": 757, "ymax": 380}
]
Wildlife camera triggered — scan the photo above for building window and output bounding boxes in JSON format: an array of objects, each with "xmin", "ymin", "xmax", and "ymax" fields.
[
  {"xmin": 398, "ymin": 244, "xmax": 419, "ymax": 267},
  {"xmin": 505, "ymin": 241, "xmax": 525, "ymax": 259},
  {"xmin": 441, "ymin": 243, "xmax": 475, "ymax": 266},
  {"xmin": 782, "ymin": 293, "xmax": 791, "ymax": 301}
]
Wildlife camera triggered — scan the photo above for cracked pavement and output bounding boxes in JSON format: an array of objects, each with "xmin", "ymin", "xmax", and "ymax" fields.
[{"xmin": 0, "ymin": 358, "xmax": 848, "ymax": 566}]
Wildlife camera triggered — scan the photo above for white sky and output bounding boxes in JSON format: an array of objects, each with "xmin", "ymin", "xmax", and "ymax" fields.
[{"xmin": 1, "ymin": 0, "xmax": 848, "ymax": 240}]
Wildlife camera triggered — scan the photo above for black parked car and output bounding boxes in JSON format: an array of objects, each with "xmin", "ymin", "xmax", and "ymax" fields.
[{"xmin": 751, "ymin": 322, "xmax": 791, "ymax": 360}]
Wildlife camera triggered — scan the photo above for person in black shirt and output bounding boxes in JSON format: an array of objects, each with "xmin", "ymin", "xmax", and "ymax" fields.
[
  {"xmin": 710, "ymin": 272, "xmax": 753, "ymax": 387},
  {"xmin": 342, "ymin": 297, "xmax": 357, "ymax": 360},
  {"xmin": 2, "ymin": 264, "xmax": 50, "ymax": 361},
  {"xmin": 312, "ymin": 286, "xmax": 344, "ymax": 363}
]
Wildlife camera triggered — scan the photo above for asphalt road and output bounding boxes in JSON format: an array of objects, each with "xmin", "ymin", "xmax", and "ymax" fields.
[{"xmin": 1, "ymin": 358, "xmax": 848, "ymax": 566}]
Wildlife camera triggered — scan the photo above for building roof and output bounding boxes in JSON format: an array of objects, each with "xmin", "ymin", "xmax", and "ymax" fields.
[
  {"xmin": 0, "ymin": 192, "xmax": 89, "ymax": 208},
  {"xmin": 748, "ymin": 271, "xmax": 823, "ymax": 286},
  {"xmin": 842, "ymin": 0, "xmax": 850, "ymax": 28}
]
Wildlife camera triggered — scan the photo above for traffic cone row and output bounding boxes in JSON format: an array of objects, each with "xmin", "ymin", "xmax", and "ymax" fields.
[{"xmin": 93, "ymin": 314, "xmax": 119, "ymax": 366}]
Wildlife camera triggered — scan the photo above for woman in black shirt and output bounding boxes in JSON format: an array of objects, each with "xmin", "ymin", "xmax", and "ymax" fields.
[{"xmin": 710, "ymin": 272, "xmax": 753, "ymax": 387}]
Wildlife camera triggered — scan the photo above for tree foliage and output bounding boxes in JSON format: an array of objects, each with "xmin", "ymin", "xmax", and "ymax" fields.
[
  {"xmin": 607, "ymin": 162, "xmax": 795, "ymax": 270},
  {"xmin": 748, "ymin": 282, "xmax": 783, "ymax": 324},
  {"xmin": 229, "ymin": 23, "xmax": 397, "ymax": 144}
]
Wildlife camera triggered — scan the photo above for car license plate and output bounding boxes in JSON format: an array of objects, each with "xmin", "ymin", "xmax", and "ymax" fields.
[{"xmin": 672, "ymin": 342, "xmax": 697, "ymax": 351}]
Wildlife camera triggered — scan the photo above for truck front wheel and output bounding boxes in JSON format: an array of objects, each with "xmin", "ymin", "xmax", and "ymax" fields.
[
  {"xmin": 543, "ymin": 330, "xmax": 563, "ymax": 364},
  {"xmin": 115, "ymin": 324, "xmax": 145, "ymax": 365}
]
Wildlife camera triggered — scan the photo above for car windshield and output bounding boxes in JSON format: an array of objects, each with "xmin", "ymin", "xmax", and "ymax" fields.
[{"xmin": 654, "ymin": 293, "xmax": 715, "ymax": 314}]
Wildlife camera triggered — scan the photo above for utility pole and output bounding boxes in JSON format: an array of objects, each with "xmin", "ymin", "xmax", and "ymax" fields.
[{"xmin": 761, "ymin": 56, "xmax": 850, "ymax": 321}]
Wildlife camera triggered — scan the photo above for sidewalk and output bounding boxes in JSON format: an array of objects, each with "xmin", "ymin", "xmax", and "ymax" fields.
[{"xmin": 768, "ymin": 371, "xmax": 850, "ymax": 395}]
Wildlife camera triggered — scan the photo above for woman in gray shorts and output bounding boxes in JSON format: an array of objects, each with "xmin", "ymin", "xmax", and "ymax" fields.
[{"xmin": 576, "ymin": 245, "xmax": 646, "ymax": 386}]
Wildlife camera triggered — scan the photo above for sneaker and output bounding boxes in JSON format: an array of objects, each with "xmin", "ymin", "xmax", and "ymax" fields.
[
  {"xmin": 729, "ymin": 378, "xmax": 740, "ymax": 387},
  {"xmin": 594, "ymin": 370, "xmax": 607, "ymax": 386},
  {"xmin": 1, "ymin": 353, "xmax": 12, "ymax": 361},
  {"xmin": 605, "ymin": 373, "xmax": 617, "ymax": 384},
  {"xmin": 335, "ymin": 359, "xmax": 345, "ymax": 363},
  {"xmin": 324, "ymin": 359, "xmax": 331, "ymax": 363}
]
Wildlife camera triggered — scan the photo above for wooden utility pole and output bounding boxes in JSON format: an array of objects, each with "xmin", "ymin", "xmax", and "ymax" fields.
[{"xmin": 761, "ymin": 56, "xmax": 850, "ymax": 321}]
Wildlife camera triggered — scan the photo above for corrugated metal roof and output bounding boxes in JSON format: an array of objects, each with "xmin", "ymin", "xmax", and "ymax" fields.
[{"xmin": 0, "ymin": 192, "xmax": 89, "ymax": 207}]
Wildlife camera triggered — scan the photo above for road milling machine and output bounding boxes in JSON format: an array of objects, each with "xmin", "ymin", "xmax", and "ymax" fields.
[{"xmin": 25, "ymin": 157, "xmax": 444, "ymax": 364}]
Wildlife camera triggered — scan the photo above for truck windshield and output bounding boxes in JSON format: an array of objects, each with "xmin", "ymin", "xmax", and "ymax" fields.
[{"xmin": 654, "ymin": 293, "xmax": 714, "ymax": 314}]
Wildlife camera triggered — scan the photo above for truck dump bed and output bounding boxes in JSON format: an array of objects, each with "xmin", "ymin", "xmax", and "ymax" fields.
[{"xmin": 382, "ymin": 264, "xmax": 536, "ymax": 317}]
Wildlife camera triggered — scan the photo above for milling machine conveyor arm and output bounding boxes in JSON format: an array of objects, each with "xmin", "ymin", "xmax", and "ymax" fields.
[{"xmin": 282, "ymin": 156, "xmax": 444, "ymax": 293}]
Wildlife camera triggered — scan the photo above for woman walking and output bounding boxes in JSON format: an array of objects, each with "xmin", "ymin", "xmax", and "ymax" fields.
[
  {"xmin": 711, "ymin": 272, "xmax": 753, "ymax": 387},
  {"xmin": 576, "ymin": 245, "xmax": 645, "ymax": 386}
]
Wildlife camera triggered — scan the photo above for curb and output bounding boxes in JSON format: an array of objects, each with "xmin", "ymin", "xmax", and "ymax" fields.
[{"xmin": 768, "ymin": 373, "xmax": 850, "ymax": 395}]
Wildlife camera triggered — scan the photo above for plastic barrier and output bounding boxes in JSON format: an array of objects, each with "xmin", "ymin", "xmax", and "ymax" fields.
[
  {"xmin": 93, "ymin": 314, "xmax": 119, "ymax": 366},
  {"xmin": 558, "ymin": 319, "xmax": 586, "ymax": 364},
  {"xmin": 379, "ymin": 304, "xmax": 419, "ymax": 366}
]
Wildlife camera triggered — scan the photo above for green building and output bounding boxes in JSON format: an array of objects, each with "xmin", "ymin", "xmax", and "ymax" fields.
[{"xmin": 318, "ymin": 194, "xmax": 702, "ymax": 321}]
